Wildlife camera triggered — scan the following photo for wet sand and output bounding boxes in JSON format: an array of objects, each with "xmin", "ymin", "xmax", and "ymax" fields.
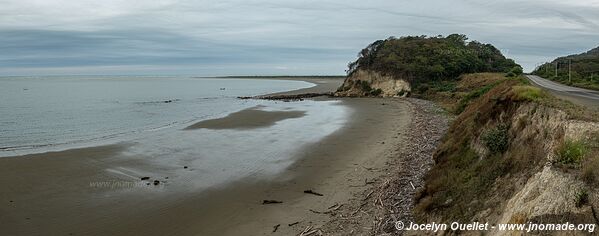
[
  {"xmin": 0, "ymin": 77, "xmax": 413, "ymax": 235},
  {"xmin": 221, "ymin": 76, "xmax": 344, "ymax": 95},
  {"xmin": 185, "ymin": 106, "xmax": 306, "ymax": 130},
  {"xmin": 264, "ymin": 77, "xmax": 344, "ymax": 95},
  {"xmin": 208, "ymin": 98, "xmax": 412, "ymax": 235}
]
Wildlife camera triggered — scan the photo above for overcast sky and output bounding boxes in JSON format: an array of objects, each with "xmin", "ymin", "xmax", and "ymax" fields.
[{"xmin": 1, "ymin": 0, "xmax": 598, "ymax": 76}]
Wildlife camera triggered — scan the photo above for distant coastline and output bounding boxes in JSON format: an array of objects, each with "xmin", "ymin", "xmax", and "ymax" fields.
[{"xmin": 197, "ymin": 75, "xmax": 346, "ymax": 79}]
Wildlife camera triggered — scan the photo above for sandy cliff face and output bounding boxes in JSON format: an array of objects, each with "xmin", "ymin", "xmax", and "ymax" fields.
[
  {"xmin": 470, "ymin": 103, "xmax": 569, "ymax": 161},
  {"xmin": 492, "ymin": 167, "xmax": 592, "ymax": 236},
  {"xmin": 416, "ymin": 80, "xmax": 599, "ymax": 234},
  {"xmin": 335, "ymin": 70, "xmax": 411, "ymax": 97},
  {"xmin": 476, "ymin": 104, "xmax": 599, "ymax": 235}
]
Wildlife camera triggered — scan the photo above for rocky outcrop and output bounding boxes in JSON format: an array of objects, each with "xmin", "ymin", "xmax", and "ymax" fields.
[{"xmin": 335, "ymin": 70, "xmax": 411, "ymax": 97}]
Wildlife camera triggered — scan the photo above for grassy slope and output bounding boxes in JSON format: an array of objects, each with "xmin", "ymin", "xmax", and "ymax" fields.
[{"xmin": 413, "ymin": 73, "xmax": 599, "ymax": 222}]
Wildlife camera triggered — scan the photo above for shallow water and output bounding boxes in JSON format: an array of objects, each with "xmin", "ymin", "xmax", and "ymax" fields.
[
  {"xmin": 0, "ymin": 76, "xmax": 348, "ymax": 158},
  {"xmin": 123, "ymin": 99, "xmax": 349, "ymax": 191},
  {"xmin": 1, "ymin": 76, "xmax": 352, "ymax": 194}
]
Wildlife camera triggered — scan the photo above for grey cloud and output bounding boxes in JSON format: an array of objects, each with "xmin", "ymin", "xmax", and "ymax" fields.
[
  {"xmin": 0, "ymin": 29, "xmax": 351, "ymax": 68},
  {"xmin": 1, "ymin": 0, "xmax": 598, "ymax": 75}
]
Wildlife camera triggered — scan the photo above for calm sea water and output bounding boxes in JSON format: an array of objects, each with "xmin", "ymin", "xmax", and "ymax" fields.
[{"xmin": 0, "ymin": 76, "xmax": 347, "ymax": 159}]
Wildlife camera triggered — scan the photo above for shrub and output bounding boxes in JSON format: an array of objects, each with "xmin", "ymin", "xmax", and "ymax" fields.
[
  {"xmin": 357, "ymin": 80, "xmax": 373, "ymax": 93},
  {"xmin": 482, "ymin": 124, "xmax": 510, "ymax": 154},
  {"xmin": 574, "ymin": 189, "xmax": 589, "ymax": 208},
  {"xmin": 506, "ymin": 66, "xmax": 523, "ymax": 77},
  {"xmin": 512, "ymin": 86, "xmax": 545, "ymax": 102},
  {"xmin": 556, "ymin": 140, "xmax": 587, "ymax": 165},
  {"xmin": 370, "ymin": 88, "xmax": 383, "ymax": 96},
  {"xmin": 430, "ymin": 80, "xmax": 457, "ymax": 92},
  {"xmin": 413, "ymin": 83, "xmax": 431, "ymax": 94}
]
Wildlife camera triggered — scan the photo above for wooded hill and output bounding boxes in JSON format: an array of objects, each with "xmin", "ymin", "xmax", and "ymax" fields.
[
  {"xmin": 347, "ymin": 34, "xmax": 521, "ymax": 85},
  {"xmin": 533, "ymin": 46, "xmax": 599, "ymax": 90}
]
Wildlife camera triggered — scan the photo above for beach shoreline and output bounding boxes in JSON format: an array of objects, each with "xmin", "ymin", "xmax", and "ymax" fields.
[
  {"xmin": 0, "ymin": 77, "xmax": 424, "ymax": 235},
  {"xmin": 200, "ymin": 97, "xmax": 413, "ymax": 235}
]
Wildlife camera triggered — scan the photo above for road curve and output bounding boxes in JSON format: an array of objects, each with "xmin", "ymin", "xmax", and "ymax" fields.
[{"xmin": 526, "ymin": 75, "xmax": 599, "ymax": 108}]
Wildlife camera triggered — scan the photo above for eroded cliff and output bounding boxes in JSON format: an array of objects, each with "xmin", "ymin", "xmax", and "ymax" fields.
[{"xmin": 335, "ymin": 69, "xmax": 411, "ymax": 97}]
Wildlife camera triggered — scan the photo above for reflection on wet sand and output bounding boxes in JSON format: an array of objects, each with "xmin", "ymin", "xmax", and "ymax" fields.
[{"xmin": 185, "ymin": 106, "xmax": 306, "ymax": 130}]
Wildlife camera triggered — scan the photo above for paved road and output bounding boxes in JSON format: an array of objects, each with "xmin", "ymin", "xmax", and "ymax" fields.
[{"xmin": 526, "ymin": 75, "xmax": 599, "ymax": 109}]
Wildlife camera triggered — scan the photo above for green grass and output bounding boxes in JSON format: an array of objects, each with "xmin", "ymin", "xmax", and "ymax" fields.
[
  {"xmin": 416, "ymin": 146, "xmax": 510, "ymax": 221},
  {"xmin": 556, "ymin": 140, "xmax": 588, "ymax": 165},
  {"xmin": 512, "ymin": 86, "xmax": 546, "ymax": 102},
  {"xmin": 412, "ymin": 80, "xmax": 457, "ymax": 95},
  {"xmin": 429, "ymin": 80, "xmax": 457, "ymax": 93},
  {"xmin": 454, "ymin": 82, "xmax": 499, "ymax": 114},
  {"xmin": 511, "ymin": 75, "xmax": 531, "ymax": 85},
  {"xmin": 574, "ymin": 189, "xmax": 589, "ymax": 208}
]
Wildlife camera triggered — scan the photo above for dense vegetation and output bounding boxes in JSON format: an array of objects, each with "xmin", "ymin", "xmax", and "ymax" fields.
[
  {"xmin": 347, "ymin": 34, "xmax": 521, "ymax": 85},
  {"xmin": 533, "ymin": 46, "xmax": 599, "ymax": 90}
]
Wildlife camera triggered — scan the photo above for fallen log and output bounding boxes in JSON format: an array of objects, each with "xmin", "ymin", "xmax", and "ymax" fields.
[
  {"xmin": 262, "ymin": 200, "xmax": 283, "ymax": 204},
  {"xmin": 303, "ymin": 190, "xmax": 323, "ymax": 196},
  {"xmin": 273, "ymin": 224, "xmax": 280, "ymax": 232},
  {"xmin": 309, "ymin": 204, "xmax": 343, "ymax": 214}
]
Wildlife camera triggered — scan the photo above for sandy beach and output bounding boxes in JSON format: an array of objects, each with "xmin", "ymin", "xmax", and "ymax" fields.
[{"xmin": 0, "ymin": 77, "xmax": 416, "ymax": 235}]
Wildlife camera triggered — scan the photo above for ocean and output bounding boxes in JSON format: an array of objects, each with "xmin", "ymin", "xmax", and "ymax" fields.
[
  {"xmin": 0, "ymin": 76, "xmax": 350, "ymax": 189},
  {"xmin": 0, "ymin": 76, "xmax": 348, "ymax": 156}
]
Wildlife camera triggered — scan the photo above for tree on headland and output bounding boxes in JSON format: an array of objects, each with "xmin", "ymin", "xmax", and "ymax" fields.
[{"xmin": 347, "ymin": 34, "xmax": 521, "ymax": 85}]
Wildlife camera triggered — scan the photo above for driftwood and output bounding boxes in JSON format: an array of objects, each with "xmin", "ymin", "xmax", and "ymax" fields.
[
  {"xmin": 310, "ymin": 204, "xmax": 343, "ymax": 214},
  {"xmin": 298, "ymin": 225, "xmax": 322, "ymax": 236},
  {"xmin": 305, "ymin": 99, "xmax": 449, "ymax": 234},
  {"xmin": 273, "ymin": 224, "xmax": 280, "ymax": 232},
  {"xmin": 288, "ymin": 221, "xmax": 300, "ymax": 227},
  {"xmin": 303, "ymin": 190, "xmax": 323, "ymax": 196},
  {"xmin": 349, "ymin": 178, "xmax": 376, "ymax": 187},
  {"xmin": 262, "ymin": 200, "xmax": 283, "ymax": 204}
]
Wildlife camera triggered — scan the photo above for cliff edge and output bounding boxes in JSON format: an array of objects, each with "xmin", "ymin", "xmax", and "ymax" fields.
[{"xmin": 335, "ymin": 69, "xmax": 411, "ymax": 97}]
